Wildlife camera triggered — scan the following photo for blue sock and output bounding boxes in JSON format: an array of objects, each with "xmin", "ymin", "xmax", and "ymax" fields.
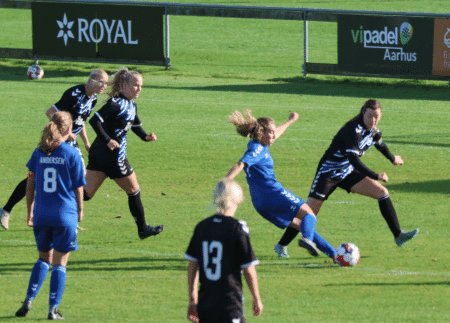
[
  {"xmin": 300, "ymin": 213, "xmax": 316, "ymax": 241},
  {"xmin": 313, "ymin": 231, "xmax": 336, "ymax": 258},
  {"xmin": 49, "ymin": 265, "xmax": 66, "ymax": 308},
  {"xmin": 26, "ymin": 258, "xmax": 50, "ymax": 300}
]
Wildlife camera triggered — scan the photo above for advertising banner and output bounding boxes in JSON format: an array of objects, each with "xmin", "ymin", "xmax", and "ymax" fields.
[
  {"xmin": 338, "ymin": 15, "xmax": 434, "ymax": 75},
  {"xmin": 31, "ymin": 2, "xmax": 164, "ymax": 62},
  {"xmin": 432, "ymin": 19, "xmax": 450, "ymax": 76}
]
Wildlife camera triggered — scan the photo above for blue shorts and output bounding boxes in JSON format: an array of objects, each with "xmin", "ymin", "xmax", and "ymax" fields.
[
  {"xmin": 252, "ymin": 188, "xmax": 305, "ymax": 229},
  {"xmin": 34, "ymin": 226, "xmax": 78, "ymax": 253}
]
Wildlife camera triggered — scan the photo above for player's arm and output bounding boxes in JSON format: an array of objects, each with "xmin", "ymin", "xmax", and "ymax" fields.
[
  {"xmin": 226, "ymin": 161, "xmax": 246, "ymax": 180},
  {"xmin": 186, "ymin": 260, "xmax": 199, "ymax": 323},
  {"xmin": 346, "ymin": 153, "xmax": 389, "ymax": 183},
  {"xmin": 79, "ymin": 125, "xmax": 91, "ymax": 153},
  {"xmin": 89, "ymin": 112, "xmax": 119, "ymax": 151},
  {"xmin": 374, "ymin": 135, "xmax": 403, "ymax": 165},
  {"xmin": 74, "ymin": 186, "xmax": 84, "ymax": 222},
  {"xmin": 243, "ymin": 265, "xmax": 263, "ymax": 317},
  {"xmin": 131, "ymin": 125, "xmax": 157, "ymax": 142},
  {"xmin": 274, "ymin": 112, "xmax": 299, "ymax": 140},
  {"xmin": 25, "ymin": 172, "xmax": 35, "ymax": 227},
  {"xmin": 130, "ymin": 115, "xmax": 157, "ymax": 142}
]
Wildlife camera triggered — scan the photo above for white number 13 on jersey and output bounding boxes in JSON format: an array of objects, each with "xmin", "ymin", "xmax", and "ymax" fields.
[
  {"xmin": 43, "ymin": 167, "xmax": 57, "ymax": 193},
  {"xmin": 202, "ymin": 241, "xmax": 223, "ymax": 281}
]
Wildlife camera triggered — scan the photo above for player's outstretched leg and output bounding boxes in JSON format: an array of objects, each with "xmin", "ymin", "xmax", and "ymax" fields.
[{"xmin": 395, "ymin": 229, "xmax": 419, "ymax": 247}]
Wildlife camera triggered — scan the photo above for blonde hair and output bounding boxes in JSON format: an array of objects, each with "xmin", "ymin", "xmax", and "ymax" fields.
[
  {"xmin": 107, "ymin": 67, "xmax": 142, "ymax": 98},
  {"xmin": 229, "ymin": 109, "xmax": 274, "ymax": 143},
  {"xmin": 213, "ymin": 178, "xmax": 244, "ymax": 214},
  {"xmin": 89, "ymin": 68, "xmax": 107, "ymax": 81},
  {"xmin": 38, "ymin": 111, "xmax": 72, "ymax": 154}
]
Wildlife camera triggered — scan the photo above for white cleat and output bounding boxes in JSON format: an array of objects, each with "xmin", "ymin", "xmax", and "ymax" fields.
[
  {"xmin": 274, "ymin": 243, "xmax": 289, "ymax": 258},
  {"xmin": 395, "ymin": 229, "xmax": 419, "ymax": 247}
]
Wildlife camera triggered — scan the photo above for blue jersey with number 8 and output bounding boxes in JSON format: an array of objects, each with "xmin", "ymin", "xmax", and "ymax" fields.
[{"xmin": 26, "ymin": 142, "xmax": 86, "ymax": 228}]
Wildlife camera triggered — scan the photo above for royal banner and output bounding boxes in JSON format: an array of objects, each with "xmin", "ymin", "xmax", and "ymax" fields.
[
  {"xmin": 338, "ymin": 15, "xmax": 434, "ymax": 75},
  {"xmin": 31, "ymin": 2, "xmax": 164, "ymax": 62}
]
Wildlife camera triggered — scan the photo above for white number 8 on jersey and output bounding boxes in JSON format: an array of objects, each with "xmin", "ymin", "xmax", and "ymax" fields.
[{"xmin": 43, "ymin": 167, "xmax": 57, "ymax": 193}]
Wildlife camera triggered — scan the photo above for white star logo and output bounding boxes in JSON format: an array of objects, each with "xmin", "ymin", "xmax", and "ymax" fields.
[{"xmin": 56, "ymin": 13, "xmax": 74, "ymax": 46}]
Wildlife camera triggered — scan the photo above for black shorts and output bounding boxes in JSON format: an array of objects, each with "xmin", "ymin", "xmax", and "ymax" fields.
[
  {"xmin": 198, "ymin": 314, "xmax": 246, "ymax": 323},
  {"xmin": 308, "ymin": 169, "xmax": 366, "ymax": 201},
  {"xmin": 87, "ymin": 146, "xmax": 133, "ymax": 179}
]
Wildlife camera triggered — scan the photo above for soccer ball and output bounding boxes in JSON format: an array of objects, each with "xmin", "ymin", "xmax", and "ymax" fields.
[
  {"xmin": 27, "ymin": 65, "xmax": 44, "ymax": 80},
  {"xmin": 334, "ymin": 243, "xmax": 361, "ymax": 267}
]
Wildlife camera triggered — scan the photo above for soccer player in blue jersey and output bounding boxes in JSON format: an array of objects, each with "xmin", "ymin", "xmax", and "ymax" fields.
[
  {"xmin": 225, "ymin": 109, "xmax": 337, "ymax": 261},
  {"xmin": 185, "ymin": 178, "xmax": 263, "ymax": 323},
  {"xmin": 15, "ymin": 111, "xmax": 85, "ymax": 320},
  {"xmin": 83, "ymin": 67, "xmax": 163, "ymax": 240},
  {"xmin": 0, "ymin": 69, "xmax": 108, "ymax": 230},
  {"xmin": 276, "ymin": 99, "xmax": 419, "ymax": 251}
]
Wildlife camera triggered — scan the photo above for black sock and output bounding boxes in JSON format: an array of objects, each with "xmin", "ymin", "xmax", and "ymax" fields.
[
  {"xmin": 83, "ymin": 189, "xmax": 91, "ymax": 201},
  {"xmin": 278, "ymin": 226, "xmax": 300, "ymax": 246},
  {"xmin": 378, "ymin": 195, "xmax": 401, "ymax": 238},
  {"xmin": 3, "ymin": 178, "xmax": 27, "ymax": 213},
  {"xmin": 128, "ymin": 190, "xmax": 147, "ymax": 232}
]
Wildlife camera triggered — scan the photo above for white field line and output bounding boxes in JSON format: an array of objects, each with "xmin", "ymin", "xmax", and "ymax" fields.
[
  {"xmin": 207, "ymin": 133, "xmax": 450, "ymax": 151},
  {"xmin": 1, "ymin": 89, "xmax": 450, "ymax": 115},
  {"xmin": 1, "ymin": 238, "xmax": 449, "ymax": 279},
  {"xmin": 135, "ymin": 98, "xmax": 450, "ymax": 115}
]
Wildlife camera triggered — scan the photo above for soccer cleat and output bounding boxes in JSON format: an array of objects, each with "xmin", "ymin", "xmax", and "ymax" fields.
[
  {"xmin": 138, "ymin": 224, "xmax": 164, "ymax": 240},
  {"xmin": 274, "ymin": 243, "xmax": 289, "ymax": 258},
  {"xmin": 15, "ymin": 299, "xmax": 32, "ymax": 317},
  {"xmin": 298, "ymin": 238, "xmax": 320, "ymax": 257},
  {"xmin": 395, "ymin": 229, "xmax": 419, "ymax": 247},
  {"xmin": 48, "ymin": 307, "xmax": 64, "ymax": 320},
  {"xmin": 0, "ymin": 207, "xmax": 10, "ymax": 230}
]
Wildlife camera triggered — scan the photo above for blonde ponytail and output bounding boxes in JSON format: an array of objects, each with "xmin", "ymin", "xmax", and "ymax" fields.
[
  {"xmin": 107, "ymin": 67, "xmax": 142, "ymax": 98},
  {"xmin": 229, "ymin": 109, "xmax": 274, "ymax": 143},
  {"xmin": 38, "ymin": 111, "xmax": 72, "ymax": 154}
]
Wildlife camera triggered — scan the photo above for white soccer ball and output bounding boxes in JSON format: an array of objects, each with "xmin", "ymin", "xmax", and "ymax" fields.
[
  {"xmin": 27, "ymin": 65, "xmax": 44, "ymax": 80},
  {"xmin": 334, "ymin": 242, "xmax": 361, "ymax": 267}
]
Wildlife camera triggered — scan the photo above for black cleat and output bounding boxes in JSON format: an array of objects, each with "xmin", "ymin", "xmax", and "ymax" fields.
[
  {"xmin": 138, "ymin": 224, "xmax": 164, "ymax": 239},
  {"xmin": 15, "ymin": 299, "xmax": 32, "ymax": 317},
  {"xmin": 48, "ymin": 307, "xmax": 64, "ymax": 320}
]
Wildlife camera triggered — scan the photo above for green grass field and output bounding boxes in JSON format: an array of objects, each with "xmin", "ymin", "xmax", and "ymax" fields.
[{"xmin": 1, "ymin": 1, "xmax": 449, "ymax": 322}]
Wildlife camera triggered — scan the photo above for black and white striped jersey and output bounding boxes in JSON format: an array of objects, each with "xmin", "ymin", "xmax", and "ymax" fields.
[{"xmin": 52, "ymin": 84, "xmax": 98, "ymax": 138}]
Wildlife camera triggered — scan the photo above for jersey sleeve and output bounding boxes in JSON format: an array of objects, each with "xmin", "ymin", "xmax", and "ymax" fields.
[
  {"xmin": 184, "ymin": 226, "xmax": 199, "ymax": 262},
  {"xmin": 373, "ymin": 131, "xmax": 396, "ymax": 163},
  {"xmin": 52, "ymin": 87, "xmax": 78, "ymax": 112},
  {"xmin": 89, "ymin": 100, "xmax": 120, "ymax": 142},
  {"xmin": 240, "ymin": 141, "xmax": 265, "ymax": 167},
  {"xmin": 26, "ymin": 149, "xmax": 39, "ymax": 173},
  {"xmin": 341, "ymin": 125, "xmax": 362, "ymax": 157},
  {"xmin": 235, "ymin": 224, "xmax": 259, "ymax": 269},
  {"xmin": 69, "ymin": 151, "xmax": 86, "ymax": 190},
  {"xmin": 93, "ymin": 99, "xmax": 120, "ymax": 124},
  {"xmin": 131, "ymin": 114, "xmax": 148, "ymax": 141}
]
